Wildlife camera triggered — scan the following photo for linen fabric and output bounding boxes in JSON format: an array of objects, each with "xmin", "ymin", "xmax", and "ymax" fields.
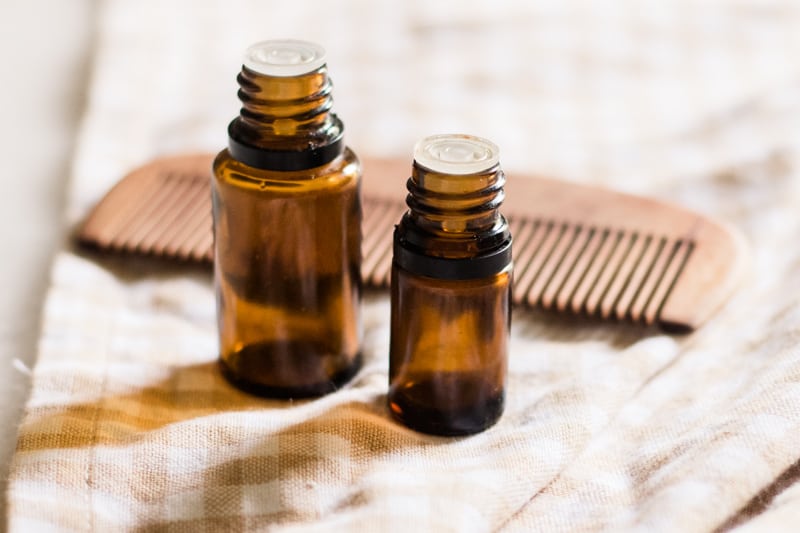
[{"xmin": 8, "ymin": 1, "xmax": 800, "ymax": 531}]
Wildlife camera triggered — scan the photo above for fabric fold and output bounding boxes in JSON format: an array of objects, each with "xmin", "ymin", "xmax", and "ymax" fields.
[{"xmin": 8, "ymin": 1, "xmax": 800, "ymax": 531}]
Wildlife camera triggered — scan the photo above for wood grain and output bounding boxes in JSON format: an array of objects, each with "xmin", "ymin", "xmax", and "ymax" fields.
[{"xmin": 78, "ymin": 154, "xmax": 748, "ymax": 331}]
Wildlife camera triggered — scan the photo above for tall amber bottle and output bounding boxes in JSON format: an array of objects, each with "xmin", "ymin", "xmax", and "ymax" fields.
[
  {"xmin": 389, "ymin": 134, "xmax": 512, "ymax": 436},
  {"xmin": 212, "ymin": 40, "xmax": 362, "ymax": 398}
]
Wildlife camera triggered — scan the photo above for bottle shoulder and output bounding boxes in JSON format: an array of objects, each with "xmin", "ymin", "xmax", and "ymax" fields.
[{"xmin": 213, "ymin": 148, "xmax": 361, "ymax": 193}]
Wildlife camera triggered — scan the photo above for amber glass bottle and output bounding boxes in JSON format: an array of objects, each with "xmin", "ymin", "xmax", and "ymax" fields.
[
  {"xmin": 388, "ymin": 134, "xmax": 512, "ymax": 436},
  {"xmin": 212, "ymin": 40, "xmax": 362, "ymax": 398}
]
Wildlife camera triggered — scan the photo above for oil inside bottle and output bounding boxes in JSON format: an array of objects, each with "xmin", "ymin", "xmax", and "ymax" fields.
[
  {"xmin": 389, "ymin": 134, "xmax": 512, "ymax": 435},
  {"xmin": 213, "ymin": 40, "xmax": 362, "ymax": 398}
]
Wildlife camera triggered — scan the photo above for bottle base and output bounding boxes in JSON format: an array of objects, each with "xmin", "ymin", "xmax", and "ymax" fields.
[
  {"xmin": 388, "ymin": 374, "xmax": 504, "ymax": 436},
  {"xmin": 219, "ymin": 347, "xmax": 362, "ymax": 399}
]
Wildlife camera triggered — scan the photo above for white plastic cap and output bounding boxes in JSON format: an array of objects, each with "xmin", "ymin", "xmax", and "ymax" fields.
[
  {"xmin": 243, "ymin": 39, "xmax": 326, "ymax": 77},
  {"xmin": 413, "ymin": 134, "xmax": 500, "ymax": 175}
]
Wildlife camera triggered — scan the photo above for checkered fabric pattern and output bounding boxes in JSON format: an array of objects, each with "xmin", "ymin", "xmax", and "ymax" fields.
[{"xmin": 8, "ymin": 0, "xmax": 800, "ymax": 531}]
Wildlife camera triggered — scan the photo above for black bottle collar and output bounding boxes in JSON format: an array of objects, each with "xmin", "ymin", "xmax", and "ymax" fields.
[{"xmin": 227, "ymin": 117, "xmax": 344, "ymax": 171}]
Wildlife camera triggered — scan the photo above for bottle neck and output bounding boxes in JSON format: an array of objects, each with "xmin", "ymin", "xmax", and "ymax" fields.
[
  {"xmin": 227, "ymin": 65, "xmax": 344, "ymax": 171},
  {"xmin": 394, "ymin": 162, "xmax": 512, "ymax": 279},
  {"xmin": 406, "ymin": 163, "xmax": 506, "ymax": 237}
]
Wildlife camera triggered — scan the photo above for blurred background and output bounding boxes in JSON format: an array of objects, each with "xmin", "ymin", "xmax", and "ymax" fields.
[
  {"xmin": 2, "ymin": 0, "xmax": 799, "ymax": 527},
  {"xmin": 0, "ymin": 1, "xmax": 94, "ymax": 523}
]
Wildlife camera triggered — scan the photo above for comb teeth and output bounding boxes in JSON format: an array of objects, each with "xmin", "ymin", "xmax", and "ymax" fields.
[
  {"xmin": 86, "ymin": 173, "xmax": 694, "ymax": 326},
  {"xmin": 81, "ymin": 170, "xmax": 213, "ymax": 262},
  {"xmin": 360, "ymin": 211, "xmax": 695, "ymax": 327},
  {"xmin": 361, "ymin": 198, "xmax": 407, "ymax": 288},
  {"xmin": 78, "ymin": 153, "xmax": 746, "ymax": 332},
  {"xmin": 506, "ymin": 220, "xmax": 694, "ymax": 326}
]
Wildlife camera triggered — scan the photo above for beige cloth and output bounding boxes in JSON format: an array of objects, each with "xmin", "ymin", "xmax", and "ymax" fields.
[{"xmin": 8, "ymin": 0, "xmax": 800, "ymax": 531}]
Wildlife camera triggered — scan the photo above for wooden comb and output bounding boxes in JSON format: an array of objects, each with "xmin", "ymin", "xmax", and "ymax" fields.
[{"xmin": 78, "ymin": 153, "xmax": 747, "ymax": 332}]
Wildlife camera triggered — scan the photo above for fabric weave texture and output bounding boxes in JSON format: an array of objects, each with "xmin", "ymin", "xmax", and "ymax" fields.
[{"xmin": 8, "ymin": 1, "xmax": 800, "ymax": 531}]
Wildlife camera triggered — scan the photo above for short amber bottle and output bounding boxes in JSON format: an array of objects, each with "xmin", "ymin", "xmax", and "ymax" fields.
[
  {"xmin": 212, "ymin": 40, "xmax": 362, "ymax": 398},
  {"xmin": 388, "ymin": 134, "xmax": 512, "ymax": 436}
]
